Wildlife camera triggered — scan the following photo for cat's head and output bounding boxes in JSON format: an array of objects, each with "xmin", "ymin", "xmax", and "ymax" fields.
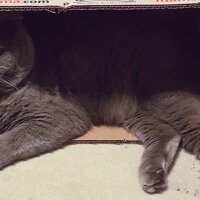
[{"xmin": 0, "ymin": 13, "xmax": 34, "ymax": 94}]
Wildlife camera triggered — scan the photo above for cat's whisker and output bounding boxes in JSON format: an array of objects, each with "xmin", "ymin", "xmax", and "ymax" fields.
[
  {"xmin": 0, "ymin": 75, "xmax": 19, "ymax": 91},
  {"xmin": 0, "ymin": 78, "xmax": 18, "ymax": 90}
]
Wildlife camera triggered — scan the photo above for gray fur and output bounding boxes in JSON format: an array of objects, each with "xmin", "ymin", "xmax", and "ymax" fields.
[
  {"xmin": 0, "ymin": 10, "xmax": 200, "ymax": 194},
  {"xmin": 0, "ymin": 13, "xmax": 91, "ymax": 169}
]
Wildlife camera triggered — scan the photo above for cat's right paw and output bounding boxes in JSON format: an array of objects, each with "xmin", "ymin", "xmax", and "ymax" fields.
[{"xmin": 139, "ymin": 166, "xmax": 167, "ymax": 193}]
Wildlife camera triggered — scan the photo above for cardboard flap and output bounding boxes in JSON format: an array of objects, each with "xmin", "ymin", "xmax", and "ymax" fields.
[
  {"xmin": 71, "ymin": 0, "xmax": 200, "ymax": 6},
  {"xmin": 0, "ymin": 0, "xmax": 199, "ymax": 10}
]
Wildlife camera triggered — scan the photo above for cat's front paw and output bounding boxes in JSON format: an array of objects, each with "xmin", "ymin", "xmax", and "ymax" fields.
[{"xmin": 139, "ymin": 165, "xmax": 167, "ymax": 193}]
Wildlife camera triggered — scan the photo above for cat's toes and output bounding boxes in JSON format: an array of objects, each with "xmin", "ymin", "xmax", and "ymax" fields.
[{"xmin": 140, "ymin": 167, "xmax": 167, "ymax": 193}]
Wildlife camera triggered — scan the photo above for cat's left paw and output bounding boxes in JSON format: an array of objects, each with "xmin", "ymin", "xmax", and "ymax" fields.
[{"xmin": 140, "ymin": 166, "xmax": 167, "ymax": 193}]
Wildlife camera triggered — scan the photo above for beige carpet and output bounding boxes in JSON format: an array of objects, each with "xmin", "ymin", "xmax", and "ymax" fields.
[{"xmin": 0, "ymin": 143, "xmax": 200, "ymax": 200}]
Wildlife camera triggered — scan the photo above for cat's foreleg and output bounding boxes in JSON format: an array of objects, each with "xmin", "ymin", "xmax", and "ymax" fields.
[
  {"xmin": 0, "ymin": 106, "xmax": 92, "ymax": 170},
  {"xmin": 124, "ymin": 112, "xmax": 181, "ymax": 193}
]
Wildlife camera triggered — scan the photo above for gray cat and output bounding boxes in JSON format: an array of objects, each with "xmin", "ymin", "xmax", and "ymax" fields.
[
  {"xmin": 0, "ymin": 13, "xmax": 91, "ymax": 170},
  {"xmin": 1, "ymin": 10, "xmax": 200, "ymax": 194}
]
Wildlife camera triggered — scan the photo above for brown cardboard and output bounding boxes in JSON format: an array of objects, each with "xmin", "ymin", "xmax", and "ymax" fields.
[
  {"xmin": 68, "ymin": 0, "xmax": 200, "ymax": 10},
  {"xmin": 0, "ymin": 1, "xmax": 199, "ymax": 143},
  {"xmin": 76, "ymin": 126, "xmax": 139, "ymax": 143},
  {"xmin": 0, "ymin": 0, "xmax": 199, "ymax": 11}
]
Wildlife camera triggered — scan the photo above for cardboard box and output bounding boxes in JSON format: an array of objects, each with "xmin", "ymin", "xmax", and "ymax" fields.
[
  {"xmin": 0, "ymin": 0, "xmax": 199, "ymax": 11},
  {"xmin": 0, "ymin": 1, "xmax": 199, "ymax": 144}
]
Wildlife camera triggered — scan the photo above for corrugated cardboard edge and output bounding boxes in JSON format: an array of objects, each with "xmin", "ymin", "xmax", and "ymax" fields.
[
  {"xmin": 69, "ymin": 140, "xmax": 142, "ymax": 144},
  {"xmin": 0, "ymin": 6, "xmax": 60, "ymax": 12},
  {"xmin": 65, "ymin": 3, "xmax": 200, "ymax": 11},
  {"xmin": 75, "ymin": 126, "xmax": 140, "ymax": 144},
  {"xmin": 0, "ymin": 3, "xmax": 200, "ymax": 12}
]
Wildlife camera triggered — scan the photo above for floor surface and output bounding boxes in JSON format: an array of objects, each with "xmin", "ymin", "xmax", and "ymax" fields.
[{"xmin": 0, "ymin": 143, "xmax": 200, "ymax": 200}]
